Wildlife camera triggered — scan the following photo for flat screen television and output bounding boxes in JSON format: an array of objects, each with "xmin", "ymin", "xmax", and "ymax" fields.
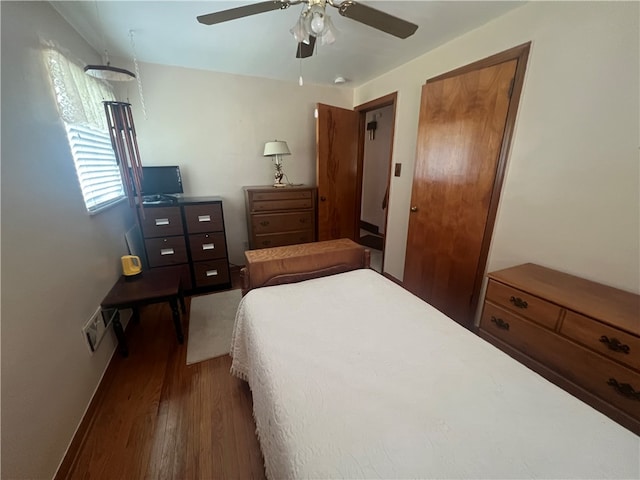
[{"xmin": 132, "ymin": 166, "xmax": 183, "ymax": 198}]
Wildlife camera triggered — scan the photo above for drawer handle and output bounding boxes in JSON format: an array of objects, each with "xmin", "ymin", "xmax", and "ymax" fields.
[
  {"xmin": 490, "ymin": 316, "xmax": 510, "ymax": 330},
  {"xmin": 205, "ymin": 269, "xmax": 218, "ymax": 277},
  {"xmin": 299, "ymin": 218, "xmax": 307, "ymax": 223},
  {"xmin": 160, "ymin": 248, "xmax": 175, "ymax": 256},
  {"xmin": 261, "ymin": 240, "xmax": 272, "ymax": 246},
  {"xmin": 155, "ymin": 218, "xmax": 170, "ymax": 226},
  {"xmin": 606, "ymin": 378, "xmax": 640, "ymax": 401},
  {"xmin": 198, "ymin": 215, "xmax": 211, "ymax": 222},
  {"xmin": 260, "ymin": 221, "xmax": 270, "ymax": 226},
  {"xmin": 202, "ymin": 243, "xmax": 215, "ymax": 251},
  {"xmin": 509, "ymin": 296, "xmax": 528, "ymax": 309},
  {"xmin": 599, "ymin": 336, "xmax": 630, "ymax": 354}
]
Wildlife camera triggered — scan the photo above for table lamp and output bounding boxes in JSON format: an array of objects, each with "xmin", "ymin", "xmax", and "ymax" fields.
[{"xmin": 263, "ymin": 140, "xmax": 291, "ymax": 188}]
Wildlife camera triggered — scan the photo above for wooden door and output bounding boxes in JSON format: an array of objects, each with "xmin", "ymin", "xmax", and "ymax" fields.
[
  {"xmin": 403, "ymin": 58, "xmax": 520, "ymax": 328},
  {"xmin": 316, "ymin": 103, "xmax": 359, "ymax": 241}
]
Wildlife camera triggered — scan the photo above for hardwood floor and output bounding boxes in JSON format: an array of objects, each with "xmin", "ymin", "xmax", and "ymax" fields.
[{"xmin": 61, "ymin": 285, "xmax": 265, "ymax": 479}]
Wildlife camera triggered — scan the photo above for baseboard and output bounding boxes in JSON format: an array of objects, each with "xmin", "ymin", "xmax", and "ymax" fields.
[
  {"xmin": 53, "ymin": 310, "xmax": 132, "ymax": 480},
  {"xmin": 382, "ymin": 272, "xmax": 403, "ymax": 286},
  {"xmin": 359, "ymin": 220, "xmax": 379, "ymax": 235}
]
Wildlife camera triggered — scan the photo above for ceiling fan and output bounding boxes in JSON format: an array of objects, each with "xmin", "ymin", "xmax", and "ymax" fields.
[{"xmin": 197, "ymin": 0, "xmax": 418, "ymax": 59}]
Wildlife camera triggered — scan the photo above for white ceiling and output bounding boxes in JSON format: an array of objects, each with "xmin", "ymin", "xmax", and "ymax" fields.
[{"xmin": 50, "ymin": 1, "xmax": 525, "ymax": 87}]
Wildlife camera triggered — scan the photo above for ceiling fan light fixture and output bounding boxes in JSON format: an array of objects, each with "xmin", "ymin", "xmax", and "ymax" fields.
[
  {"xmin": 319, "ymin": 14, "xmax": 337, "ymax": 45},
  {"xmin": 290, "ymin": 14, "xmax": 309, "ymax": 43},
  {"xmin": 309, "ymin": 5, "xmax": 325, "ymax": 34}
]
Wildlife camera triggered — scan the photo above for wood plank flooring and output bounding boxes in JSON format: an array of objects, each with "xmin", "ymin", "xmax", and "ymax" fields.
[{"xmin": 62, "ymin": 288, "xmax": 265, "ymax": 480}]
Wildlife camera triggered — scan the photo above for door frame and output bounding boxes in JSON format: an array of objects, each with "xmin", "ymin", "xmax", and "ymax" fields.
[
  {"xmin": 353, "ymin": 92, "xmax": 398, "ymax": 272},
  {"xmin": 424, "ymin": 42, "xmax": 531, "ymax": 319}
]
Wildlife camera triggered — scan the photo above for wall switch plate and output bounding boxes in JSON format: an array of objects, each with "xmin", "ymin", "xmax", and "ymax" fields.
[{"xmin": 394, "ymin": 163, "xmax": 402, "ymax": 177}]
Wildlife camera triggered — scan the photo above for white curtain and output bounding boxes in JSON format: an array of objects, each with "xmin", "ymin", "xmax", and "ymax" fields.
[{"xmin": 42, "ymin": 46, "xmax": 115, "ymax": 130}]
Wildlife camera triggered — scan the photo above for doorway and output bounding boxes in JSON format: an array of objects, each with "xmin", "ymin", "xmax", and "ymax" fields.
[
  {"xmin": 316, "ymin": 93, "xmax": 397, "ymax": 275},
  {"xmin": 358, "ymin": 104, "xmax": 394, "ymax": 272}
]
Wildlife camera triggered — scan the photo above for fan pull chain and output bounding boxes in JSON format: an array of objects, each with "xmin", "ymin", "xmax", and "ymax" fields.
[
  {"xmin": 298, "ymin": 56, "xmax": 304, "ymax": 87},
  {"xmin": 129, "ymin": 30, "xmax": 147, "ymax": 118}
]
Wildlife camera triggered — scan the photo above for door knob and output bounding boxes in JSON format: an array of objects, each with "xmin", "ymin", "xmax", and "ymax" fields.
[
  {"xmin": 410, "ymin": 206, "xmax": 418, "ymax": 212},
  {"xmin": 320, "ymin": 196, "xmax": 327, "ymax": 202}
]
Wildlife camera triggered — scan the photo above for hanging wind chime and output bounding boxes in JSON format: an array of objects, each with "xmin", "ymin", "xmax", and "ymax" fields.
[{"xmin": 104, "ymin": 101, "xmax": 145, "ymax": 216}]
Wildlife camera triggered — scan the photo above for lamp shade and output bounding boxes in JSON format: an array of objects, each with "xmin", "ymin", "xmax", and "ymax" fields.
[{"xmin": 263, "ymin": 141, "xmax": 291, "ymax": 157}]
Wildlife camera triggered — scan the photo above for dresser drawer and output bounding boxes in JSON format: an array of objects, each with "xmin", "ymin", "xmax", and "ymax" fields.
[
  {"xmin": 193, "ymin": 259, "xmax": 230, "ymax": 288},
  {"xmin": 252, "ymin": 212, "xmax": 314, "ymax": 234},
  {"xmin": 252, "ymin": 198, "xmax": 313, "ymax": 212},
  {"xmin": 252, "ymin": 230, "xmax": 314, "ymax": 249},
  {"xmin": 480, "ymin": 302, "xmax": 554, "ymax": 360},
  {"xmin": 145, "ymin": 236, "xmax": 188, "ymax": 267},
  {"xmin": 485, "ymin": 280, "xmax": 560, "ymax": 330},
  {"xmin": 481, "ymin": 302, "xmax": 640, "ymax": 420},
  {"xmin": 151, "ymin": 264, "xmax": 192, "ymax": 291},
  {"xmin": 140, "ymin": 206, "xmax": 183, "ymax": 238},
  {"xmin": 553, "ymin": 343, "xmax": 640, "ymax": 420},
  {"xmin": 188, "ymin": 232, "xmax": 227, "ymax": 262},
  {"xmin": 561, "ymin": 310, "xmax": 640, "ymax": 371},
  {"xmin": 250, "ymin": 190, "xmax": 312, "ymax": 202},
  {"xmin": 183, "ymin": 203, "xmax": 223, "ymax": 234}
]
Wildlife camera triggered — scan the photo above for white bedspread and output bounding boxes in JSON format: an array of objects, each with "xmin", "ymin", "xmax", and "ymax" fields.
[{"xmin": 231, "ymin": 269, "xmax": 639, "ymax": 479}]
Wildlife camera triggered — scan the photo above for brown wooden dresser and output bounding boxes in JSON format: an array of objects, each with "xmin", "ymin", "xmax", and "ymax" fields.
[
  {"xmin": 243, "ymin": 185, "xmax": 317, "ymax": 249},
  {"xmin": 478, "ymin": 263, "xmax": 640, "ymax": 434},
  {"xmin": 138, "ymin": 196, "xmax": 231, "ymax": 293}
]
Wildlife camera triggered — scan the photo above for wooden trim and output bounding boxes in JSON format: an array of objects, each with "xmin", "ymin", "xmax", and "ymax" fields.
[
  {"xmin": 470, "ymin": 42, "xmax": 531, "ymax": 315},
  {"xmin": 427, "ymin": 43, "xmax": 532, "ymax": 84},
  {"xmin": 382, "ymin": 271, "xmax": 403, "ymax": 287},
  {"xmin": 355, "ymin": 92, "xmax": 397, "ymax": 112},
  {"xmin": 359, "ymin": 220, "xmax": 379, "ymax": 235}
]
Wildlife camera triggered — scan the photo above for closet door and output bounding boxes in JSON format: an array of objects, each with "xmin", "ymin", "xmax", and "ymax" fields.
[{"xmin": 404, "ymin": 47, "xmax": 528, "ymax": 328}]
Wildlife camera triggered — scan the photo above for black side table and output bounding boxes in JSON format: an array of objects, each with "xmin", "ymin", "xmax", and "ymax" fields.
[{"xmin": 101, "ymin": 268, "xmax": 187, "ymax": 357}]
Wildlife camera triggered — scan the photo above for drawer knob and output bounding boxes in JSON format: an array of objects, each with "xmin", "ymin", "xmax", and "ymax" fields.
[
  {"xmin": 509, "ymin": 296, "xmax": 528, "ymax": 309},
  {"xmin": 490, "ymin": 316, "xmax": 510, "ymax": 330},
  {"xmin": 606, "ymin": 378, "xmax": 640, "ymax": 401},
  {"xmin": 599, "ymin": 335, "xmax": 630, "ymax": 354},
  {"xmin": 260, "ymin": 221, "xmax": 270, "ymax": 227}
]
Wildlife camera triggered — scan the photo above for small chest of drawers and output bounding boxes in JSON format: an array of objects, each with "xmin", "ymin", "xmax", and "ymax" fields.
[
  {"xmin": 479, "ymin": 263, "xmax": 640, "ymax": 434},
  {"xmin": 244, "ymin": 186, "xmax": 317, "ymax": 249}
]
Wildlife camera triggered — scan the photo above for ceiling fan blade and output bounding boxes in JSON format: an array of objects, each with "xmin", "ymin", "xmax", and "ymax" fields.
[
  {"xmin": 296, "ymin": 35, "xmax": 316, "ymax": 59},
  {"xmin": 338, "ymin": 2, "xmax": 418, "ymax": 39},
  {"xmin": 197, "ymin": 1, "xmax": 287, "ymax": 26}
]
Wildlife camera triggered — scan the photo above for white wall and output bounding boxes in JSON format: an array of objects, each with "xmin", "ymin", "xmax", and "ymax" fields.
[
  {"xmin": 117, "ymin": 62, "xmax": 353, "ymax": 266},
  {"xmin": 1, "ymin": 2, "xmax": 135, "ymax": 479},
  {"xmin": 355, "ymin": 1, "xmax": 640, "ymax": 294}
]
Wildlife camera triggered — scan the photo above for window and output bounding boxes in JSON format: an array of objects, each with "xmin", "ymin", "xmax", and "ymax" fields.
[{"xmin": 43, "ymin": 46, "xmax": 125, "ymax": 213}]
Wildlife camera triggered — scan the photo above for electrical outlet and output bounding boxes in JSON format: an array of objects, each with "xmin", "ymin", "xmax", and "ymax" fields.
[{"xmin": 82, "ymin": 307, "xmax": 108, "ymax": 353}]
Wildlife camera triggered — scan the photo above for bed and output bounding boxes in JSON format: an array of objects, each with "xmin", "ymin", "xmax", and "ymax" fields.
[{"xmin": 232, "ymin": 239, "xmax": 639, "ymax": 479}]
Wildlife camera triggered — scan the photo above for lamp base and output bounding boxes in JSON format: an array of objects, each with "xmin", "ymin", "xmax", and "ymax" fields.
[{"xmin": 273, "ymin": 182, "xmax": 287, "ymax": 188}]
